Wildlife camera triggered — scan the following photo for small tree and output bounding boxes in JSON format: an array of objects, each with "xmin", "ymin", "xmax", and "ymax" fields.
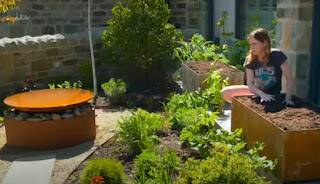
[
  {"xmin": 0, "ymin": 0, "xmax": 22, "ymax": 23},
  {"xmin": 102, "ymin": 0, "xmax": 183, "ymax": 71}
]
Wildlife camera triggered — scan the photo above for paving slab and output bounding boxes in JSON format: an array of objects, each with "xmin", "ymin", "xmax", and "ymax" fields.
[{"xmin": 2, "ymin": 155, "xmax": 56, "ymax": 184}]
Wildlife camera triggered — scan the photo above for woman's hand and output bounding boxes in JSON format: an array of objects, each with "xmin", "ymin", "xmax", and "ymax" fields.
[
  {"xmin": 284, "ymin": 98, "xmax": 294, "ymax": 106},
  {"xmin": 259, "ymin": 92, "xmax": 275, "ymax": 102}
]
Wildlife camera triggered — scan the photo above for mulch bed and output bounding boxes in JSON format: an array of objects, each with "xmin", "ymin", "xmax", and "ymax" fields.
[
  {"xmin": 185, "ymin": 61, "xmax": 239, "ymax": 75},
  {"xmin": 64, "ymin": 130, "xmax": 199, "ymax": 184},
  {"xmin": 237, "ymin": 95, "xmax": 320, "ymax": 131}
]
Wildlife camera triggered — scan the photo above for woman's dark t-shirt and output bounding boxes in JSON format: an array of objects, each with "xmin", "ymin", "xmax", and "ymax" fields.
[{"xmin": 245, "ymin": 49, "xmax": 287, "ymax": 95}]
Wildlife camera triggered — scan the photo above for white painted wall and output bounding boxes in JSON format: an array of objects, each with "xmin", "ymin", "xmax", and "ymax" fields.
[{"xmin": 213, "ymin": 0, "xmax": 236, "ymax": 42}]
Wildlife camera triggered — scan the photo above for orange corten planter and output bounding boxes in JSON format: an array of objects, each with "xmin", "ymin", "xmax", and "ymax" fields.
[
  {"xmin": 231, "ymin": 96, "xmax": 320, "ymax": 183},
  {"xmin": 3, "ymin": 89, "xmax": 96, "ymax": 149}
]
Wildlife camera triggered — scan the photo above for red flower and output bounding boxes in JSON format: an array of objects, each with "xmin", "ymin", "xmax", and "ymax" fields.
[{"xmin": 90, "ymin": 176, "xmax": 104, "ymax": 184}]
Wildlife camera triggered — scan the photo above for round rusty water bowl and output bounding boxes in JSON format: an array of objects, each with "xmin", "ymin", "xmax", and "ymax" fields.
[
  {"xmin": 4, "ymin": 89, "xmax": 94, "ymax": 112},
  {"xmin": 3, "ymin": 89, "xmax": 96, "ymax": 149}
]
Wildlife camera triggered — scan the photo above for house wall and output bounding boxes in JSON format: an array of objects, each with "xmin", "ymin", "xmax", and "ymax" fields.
[{"xmin": 276, "ymin": 0, "xmax": 313, "ymax": 99}]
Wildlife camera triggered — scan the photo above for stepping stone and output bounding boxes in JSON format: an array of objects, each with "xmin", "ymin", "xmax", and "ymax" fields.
[
  {"xmin": 216, "ymin": 109, "xmax": 231, "ymax": 132},
  {"xmin": 2, "ymin": 155, "xmax": 56, "ymax": 184}
]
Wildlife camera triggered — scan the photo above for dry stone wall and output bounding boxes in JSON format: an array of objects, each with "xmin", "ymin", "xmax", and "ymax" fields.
[
  {"xmin": 0, "ymin": 0, "xmax": 203, "ymax": 39},
  {"xmin": 276, "ymin": 0, "xmax": 313, "ymax": 99},
  {"xmin": 0, "ymin": 34, "xmax": 90, "ymax": 85}
]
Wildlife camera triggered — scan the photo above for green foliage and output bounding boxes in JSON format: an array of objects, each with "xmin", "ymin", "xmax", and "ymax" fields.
[
  {"xmin": 48, "ymin": 80, "xmax": 82, "ymax": 89},
  {"xmin": 164, "ymin": 91, "xmax": 210, "ymax": 117},
  {"xmin": 179, "ymin": 112, "xmax": 245, "ymax": 158},
  {"xmin": 217, "ymin": 11, "xmax": 234, "ymax": 43},
  {"xmin": 102, "ymin": 0, "xmax": 182, "ymax": 71},
  {"xmin": 269, "ymin": 12, "xmax": 278, "ymax": 47},
  {"xmin": 169, "ymin": 107, "xmax": 208, "ymax": 132},
  {"xmin": 78, "ymin": 61, "xmax": 93, "ymax": 89},
  {"xmin": 175, "ymin": 154, "xmax": 271, "ymax": 184},
  {"xmin": 173, "ymin": 34, "xmax": 229, "ymax": 63},
  {"xmin": 131, "ymin": 148, "xmax": 181, "ymax": 184},
  {"xmin": 0, "ymin": 117, "xmax": 3, "ymax": 122},
  {"xmin": 117, "ymin": 108, "xmax": 167, "ymax": 153},
  {"xmin": 80, "ymin": 158, "xmax": 125, "ymax": 184},
  {"xmin": 101, "ymin": 78, "xmax": 126, "ymax": 105},
  {"xmin": 202, "ymin": 69, "xmax": 228, "ymax": 112},
  {"xmin": 165, "ymin": 69, "xmax": 227, "ymax": 115}
]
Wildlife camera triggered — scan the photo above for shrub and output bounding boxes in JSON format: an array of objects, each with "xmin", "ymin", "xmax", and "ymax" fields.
[
  {"xmin": 78, "ymin": 60, "xmax": 93, "ymax": 89},
  {"xmin": 118, "ymin": 108, "xmax": 167, "ymax": 153},
  {"xmin": 101, "ymin": 0, "xmax": 182, "ymax": 71},
  {"xmin": 132, "ymin": 148, "xmax": 181, "ymax": 184},
  {"xmin": 101, "ymin": 78, "xmax": 126, "ymax": 105},
  {"xmin": 175, "ymin": 154, "xmax": 270, "ymax": 184},
  {"xmin": 80, "ymin": 158, "xmax": 125, "ymax": 184}
]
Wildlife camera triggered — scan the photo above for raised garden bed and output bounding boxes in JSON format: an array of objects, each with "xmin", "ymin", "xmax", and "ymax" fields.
[
  {"xmin": 182, "ymin": 61, "xmax": 244, "ymax": 92},
  {"xmin": 231, "ymin": 95, "xmax": 320, "ymax": 182}
]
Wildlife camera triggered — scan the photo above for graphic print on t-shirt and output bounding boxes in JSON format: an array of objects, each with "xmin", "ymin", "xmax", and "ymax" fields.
[{"xmin": 254, "ymin": 66, "xmax": 276, "ymax": 91}]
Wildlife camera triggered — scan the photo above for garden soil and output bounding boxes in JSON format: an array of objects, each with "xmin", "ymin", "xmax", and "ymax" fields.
[
  {"xmin": 0, "ymin": 102, "xmax": 131, "ymax": 184},
  {"xmin": 237, "ymin": 96, "xmax": 320, "ymax": 131},
  {"xmin": 185, "ymin": 61, "xmax": 239, "ymax": 75}
]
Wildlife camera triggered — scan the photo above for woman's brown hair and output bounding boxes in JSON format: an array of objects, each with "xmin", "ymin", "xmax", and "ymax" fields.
[{"xmin": 247, "ymin": 28, "xmax": 271, "ymax": 65}]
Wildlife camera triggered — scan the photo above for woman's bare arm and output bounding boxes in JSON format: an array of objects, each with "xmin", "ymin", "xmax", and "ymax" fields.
[
  {"xmin": 246, "ymin": 68, "xmax": 274, "ymax": 101},
  {"xmin": 280, "ymin": 61, "xmax": 294, "ymax": 104}
]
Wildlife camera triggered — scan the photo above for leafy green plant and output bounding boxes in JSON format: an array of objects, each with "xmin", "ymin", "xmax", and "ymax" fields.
[
  {"xmin": 0, "ymin": 117, "xmax": 3, "ymax": 122},
  {"xmin": 164, "ymin": 91, "xmax": 211, "ymax": 117},
  {"xmin": 175, "ymin": 154, "xmax": 271, "ymax": 184},
  {"xmin": 202, "ymin": 67, "xmax": 228, "ymax": 112},
  {"xmin": 131, "ymin": 148, "xmax": 181, "ymax": 184},
  {"xmin": 102, "ymin": 0, "xmax": 182, "ymax": 71},
  {"xmin": 78, "ymin": 60, "xmax": 93, "ymax": 89},
  {"xmin": 117, "ymin": 108, "xmax": 167, "ymax": 153},
  {"xmin": 179, "ymin": 111, "xmax": 245, "ymax": 158},
  {"xmin": 48, "ymin": 80, "xmax": 82, "ymax": 89},
  {"xmin": 80, "ymin": 158, "xmax": 125, "ymax": 184},
  {"xmin": 217, "ymin": 11, "xmax": 234, "ymax": 43},
  {"xmin": 169, "ymin": 107, "xmax": 209, "ymax": 132},
  {"xmin": 173, "ymin": 34, "xmax": 229, "ymax": 63},
  {"xmin": 101, "ymin": 78, "xmax": 126, "ymax": 105}
]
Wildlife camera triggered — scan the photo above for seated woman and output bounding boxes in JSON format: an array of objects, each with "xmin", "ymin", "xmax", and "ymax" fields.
[{"xmin": 221, "ymin": 28, "xmax": 294, "ymax": 107}]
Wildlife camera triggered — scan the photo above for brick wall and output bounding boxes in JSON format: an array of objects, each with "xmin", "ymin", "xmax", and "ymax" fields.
[{"xmin": 276, "ymin": 0, "xmax": 313, "ymax": 99}]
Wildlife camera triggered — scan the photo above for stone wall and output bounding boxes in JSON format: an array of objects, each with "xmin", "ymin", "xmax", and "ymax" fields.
[
  {"xmin": 0, "ymin": 0, "xmax": 203, "ymax": 39},
  {"xmin": 0, "ymin": 0, "xmax": 117, "ymax": 38},
  {"xmin": 276, "ymin": 0, "xmax": 313, "ymax": 99},
  {"xmin": 170, "ymin": 0, "xmax": 203, "ymax": 38},
  {"xmin": 0, "ymin": 34, "xmax": 90, "ymax": 86}
]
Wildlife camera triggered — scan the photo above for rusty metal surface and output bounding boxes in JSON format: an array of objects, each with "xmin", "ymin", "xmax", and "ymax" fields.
[
  {"xmin": 231, "ymin": 96, "xmax": 320, "ymax": 182},
  {"xmin": 5, "ymin": 110, "xmax": 96, "ymax": 149},
  {"xmin": 4, "ymin": 89, "xmax": 94, "ymax": 112},
  {"xmin": 284, "ymin": 131, "xmax": 320, "ymax": 182},
  {"xmin": 231, "ymin": 96, "xmax": 285, "ymax": 181}
]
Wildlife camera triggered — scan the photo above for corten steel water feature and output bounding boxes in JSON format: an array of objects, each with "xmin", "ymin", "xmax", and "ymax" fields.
[
  {"xmin": 3, "ymin": 89, "xmax": 96, "ymax": 149},
  {"xmin": 231, "ymin": 96, "xmax": 320, "ymax": 183}
]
